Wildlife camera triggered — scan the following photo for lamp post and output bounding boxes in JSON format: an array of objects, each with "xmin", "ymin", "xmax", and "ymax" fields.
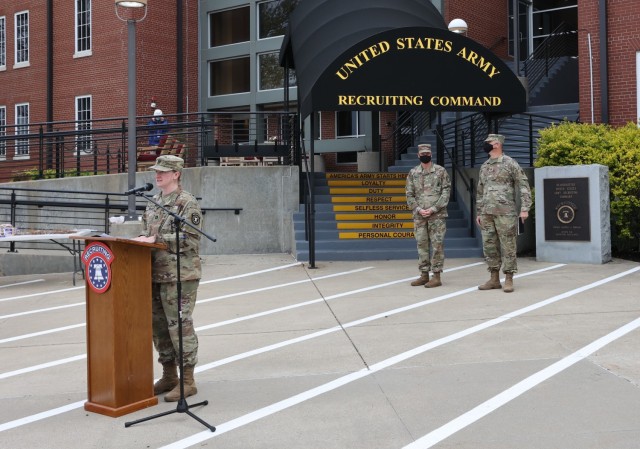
[{"xmin": 115, "ymin": 0, "xmax": 147, "ymax": 221}]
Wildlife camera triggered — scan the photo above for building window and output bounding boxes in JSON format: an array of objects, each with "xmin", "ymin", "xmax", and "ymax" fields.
[
  {"xmin": 14, "ymin": 11, "xmax": 29, "ymax": 66},
  {"xmin": 209, "ymin": 6, "xmax": 250, "ymax": 47},
  {"xmin": 0, "ymin": 17, "xmax": 6, "ymax": 69},
  {"xmin": 210, "ymin": 57, "xmax": 250, "ymax": 96},
  {"xmin": 0, "ymin": 106, "xmax": 6, "ymax": 159},
  {"xmin": 76, "ymin": 96, "xmax": 92, "ymax": 154},
  {"xmin": 336, "ymin": 111, "xmax": 364, "ymax": 138},
  {"xmin": 15, "ymin": 103, "xmax": 29, "ymax": 157},
  {"xmin": 258, "ymin": 0, "xmax": 300, "ymax": 39},
  {"xmin": 75, "ymin": 0, "xmax": 91, "ymax": 56},
  {"xmin": 258, "ymin": 51, "xmax": 297, "ymax": 91}
]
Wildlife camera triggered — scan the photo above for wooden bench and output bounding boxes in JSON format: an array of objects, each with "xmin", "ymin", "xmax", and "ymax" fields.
[{"xmin": 136, "ymin": 135, "xmax": 186, "ymax": 170}]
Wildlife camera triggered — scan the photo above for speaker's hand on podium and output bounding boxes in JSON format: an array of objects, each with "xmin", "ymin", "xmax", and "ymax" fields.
[{"xmin": 133, "ymin": 235, "xmax": 157, "ymax": 243}]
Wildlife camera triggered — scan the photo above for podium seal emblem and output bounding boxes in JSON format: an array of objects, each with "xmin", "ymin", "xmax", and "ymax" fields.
[{"xmin": 82, "ymin": 242, "xmax": 116, "ymax": 294}]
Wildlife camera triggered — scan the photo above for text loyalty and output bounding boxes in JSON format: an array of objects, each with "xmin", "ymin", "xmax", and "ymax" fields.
[{"xmin": 335, "ymin": 37, "xmax": 501, "ymax": 81}]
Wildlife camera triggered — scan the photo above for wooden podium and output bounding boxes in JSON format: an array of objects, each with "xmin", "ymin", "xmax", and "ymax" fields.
[{"xmin": 73, "ymin": 236, "xmax": 165, "ymax": 417}]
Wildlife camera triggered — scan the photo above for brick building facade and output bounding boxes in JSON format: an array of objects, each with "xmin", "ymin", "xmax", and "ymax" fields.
[
  {"xmin": 0, "ymin": 0, "xmax": 198, "ymax": 139},
  {"xmin": 577, "ymin": 0, "xmax": 640, "ymax": 125},
  {"xmin": 1, "ymin": 0, "xmax": 638, "ymax": 176}
]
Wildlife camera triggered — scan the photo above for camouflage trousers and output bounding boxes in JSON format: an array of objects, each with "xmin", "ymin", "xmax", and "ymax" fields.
[
  {"xmin": 479, "ymin": 214, "xmax": 518, "ymax": 273},
  {"xmin": 152, "ymin": 279, "xmax": 199, "ymax": 367},
  {"xmin": 414, "ymin": 217, "xmax": 446, "ymax": 273}
]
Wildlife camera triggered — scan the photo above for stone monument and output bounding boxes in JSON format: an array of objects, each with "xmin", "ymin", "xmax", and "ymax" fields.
[{"xmin": 535, "ymin": 164, "xmax": 611, "ymax": 264}]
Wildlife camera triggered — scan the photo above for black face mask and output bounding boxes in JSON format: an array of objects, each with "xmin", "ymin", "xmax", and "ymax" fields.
[
  {"xmin": 419, "ymin": 155, "xmax": 432, "ymax": 164},
  {"xmin": 483, "ymin": 142, "xmax": 494, "ymax": 153}
]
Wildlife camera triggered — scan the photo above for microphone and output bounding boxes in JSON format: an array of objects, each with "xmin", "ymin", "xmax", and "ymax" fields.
[{"xmin": 124, "ymin": 183, "xmax": 153, "ymax": 195}]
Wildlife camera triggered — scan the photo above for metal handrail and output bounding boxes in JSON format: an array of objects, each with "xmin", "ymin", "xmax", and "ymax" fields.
[
  {"xmin": 0, "ymin": 186, "xmax": 241, "ymax": 252},
  {"xmin": 522, "ymin": 22, "xmax": 575, "ymax": 97},
  {"xmin": 384, "ymin": 111, "xmax": 431, "ymax": 162},
  {"xmin": 0, "ymin": 111, "xmax": 298, "ymax": 183}
]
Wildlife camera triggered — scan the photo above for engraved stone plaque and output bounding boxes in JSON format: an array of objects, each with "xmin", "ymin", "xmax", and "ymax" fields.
[{"xmin": 543, "ymin": 177, "xmax": 590, "ymax": 241}]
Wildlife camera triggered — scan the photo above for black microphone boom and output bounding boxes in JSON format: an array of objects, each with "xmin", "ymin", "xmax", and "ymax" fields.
[{"xmin": 125, "ymin": 183, "xmax": 153, "ymax": 195}]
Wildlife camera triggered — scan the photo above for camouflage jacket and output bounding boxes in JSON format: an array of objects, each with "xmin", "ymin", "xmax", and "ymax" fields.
[
  {"xmin": 405, "ymin": 163, "xmax": 451, "ymax": 220},
  {"xmin": 142, "ymin": 188, "xmax": 203, "ymax": 282},
  {"xmin": 476, "ymin": 154, "xmax": 532, "ymax": 216}
]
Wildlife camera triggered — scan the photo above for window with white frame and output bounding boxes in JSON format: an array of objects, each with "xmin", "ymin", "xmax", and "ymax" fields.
[
  {"xmin": 14, "ymin": 11, "xmax": 29, "ymax": 66},
  {"xmin": 0, "ymin": 106, "xmax": 6, "ymax": 159},
  {"xmin": 75, "ymin": 0, "xmax": 91, "ymax": 56},
  {"xmin": 15, "ymin": 103, "xmax": 29, "ymax": 157},
  {"xmin": 76, "ymin": 96, "xmax": 92, "ymax": 154},
  {"xmin": 0, "ymin": 16, "xmax": 6, "ymax": 69}
]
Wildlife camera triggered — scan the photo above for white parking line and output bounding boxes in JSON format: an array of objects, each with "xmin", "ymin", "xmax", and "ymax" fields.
[
  {"xmin": 0, "ymin": 324, "xmax": 86, "ymax": 345},
  {"xmin": 0, "ymin": 267, "xmax": 374, "ymax": 342},
  {"xmin": 196, "ymin": 262, "xmax": 481, "ymax": 331},
  {"xmin": 0, "ymin": 355, "xmax": 87, "ymax": 381},
  {"xmin": 0, "ymin": 262, "xmax": 318, "ymax": 319},
  {"xmin": 160, "ymin": 265, "xmax": 640, "ymax": 449},
  {"xmin": 0, "ymin": 261, "xmax": 492, "ymax": 429},
  {"xmin": 0, "ymin": 279, "xmax": 44, "ymax": 289},
  {"xmin": 197, "ymin": 267, "xmax": 374, "ymax": 304},
  {"xmin": 403, "ymin": 315, "xmax": 640, "ymax": 448},
  {"xmin": 199, "ymin": 262, "xmax": 302, "ymax": 284},
  {"xmin": 0, "ymin": 286, "xmax": 84, "ymax": 303}
]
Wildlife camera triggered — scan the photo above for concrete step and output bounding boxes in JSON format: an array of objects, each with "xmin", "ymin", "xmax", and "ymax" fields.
[{"xmin": 295, "ymin": 172, "xmax": 480, "ymax": 261}]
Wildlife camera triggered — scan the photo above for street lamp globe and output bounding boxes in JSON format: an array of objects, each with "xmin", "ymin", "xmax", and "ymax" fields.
[
  {"xmin": 448, "ymin": 18, "xmax": 468, "ymax": 35},
  {"xmin": 115, "ymin": 0, "xmax": 147, "ymax": 7}
]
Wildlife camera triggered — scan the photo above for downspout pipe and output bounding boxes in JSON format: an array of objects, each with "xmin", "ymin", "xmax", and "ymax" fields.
[
  {"xmin": 46, "ymin": 0, "xmax": 53, "ymax": 124},
  {"xmin": 599, "ymin": 0, "xmax": 609, "ymax": 123},
  {"xmin": 46, "ymin": 0, "xmax": 54, "ymax": 169},
  {"xmin": 176, "ymin": 0, "xmax": 184, "ymax": 114}
]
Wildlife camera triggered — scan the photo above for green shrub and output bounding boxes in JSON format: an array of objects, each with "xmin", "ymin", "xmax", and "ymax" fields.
[
  {"xmin": 12, "ymin": 168, "xmax": 103, "ymax": 181},
  {"xmin": 536, "ymin": 122, "xmax": 640, "ymax": 251}
]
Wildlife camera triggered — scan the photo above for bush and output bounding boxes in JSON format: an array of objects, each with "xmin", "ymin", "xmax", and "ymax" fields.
[
  {"xmin": 12, "ymin": 168, "xmax": 103, "ymax": 181},
  {"xmin": 535, "ymin": 122, "xmax": 640, "ymax": 251}
]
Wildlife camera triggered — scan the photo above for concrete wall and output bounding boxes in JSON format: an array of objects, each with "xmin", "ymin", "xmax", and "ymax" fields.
[{"xmin": 2, "ymin": 166, "xmax": 300, "ymax": 256}]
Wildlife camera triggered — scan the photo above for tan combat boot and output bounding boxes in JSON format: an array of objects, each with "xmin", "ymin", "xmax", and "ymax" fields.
[
  {"xmin": 164, "ymin": 365, "xmax": 198, "ymax": 402},
  {"xmin": 410, "ymin": 273, "xmax": 430, "ymax": 286},
  {"xmin": 503, "ymin": 272, "xmax": 514, "ymax": 293},
  {"xmin": 153, "ymin": 362, "xmax": 179, "ymax": 395},
  {"xmin": 424, "ymin": 271, "xmax": 442, "ymax": 288},
  {"xmin": 478, "ymin": 270, "xmax": 502, "ymax": 290}
]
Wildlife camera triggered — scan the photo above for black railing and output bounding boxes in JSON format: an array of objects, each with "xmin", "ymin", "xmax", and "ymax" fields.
[
  {"xmin": 0, "ymin": 186, "xmax": 241, "ymax": 253},
  {"xmin": 437, "ymin": 110, "xmax": 578, "ymax": 169},
  {"xmin": 522, "ymin": 22, "xmax": 577, "ymax": 98},
  {"xmin": 0, "ymin": 111, "xmax": 299, "ymax": 183},
  {"xmin": 386, "ymin": 111, "xmax": 431, "ymax": 162}
]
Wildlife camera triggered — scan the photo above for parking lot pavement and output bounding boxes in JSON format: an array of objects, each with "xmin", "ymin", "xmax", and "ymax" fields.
[{"xmin": 1, "ymin": 254, "xmax": 639, "ymax": 449}]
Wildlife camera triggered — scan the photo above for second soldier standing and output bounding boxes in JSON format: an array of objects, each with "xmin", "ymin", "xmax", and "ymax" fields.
[
  {"xmin": 476, "ymin": 134, "xmax": 532, "ymax": 293},
  {"xmin": 406, "ymin": 144, "xmax": 451, "ymax": 288}
]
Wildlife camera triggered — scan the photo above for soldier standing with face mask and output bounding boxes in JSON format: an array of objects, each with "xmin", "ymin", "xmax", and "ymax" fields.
[
  {"xmin": 406, "ymin": 144, "xmax": 451, "ymax": 288},
  {"xmin": 476, "ymin": 134, "xmax": 532, "ymax": 293}
]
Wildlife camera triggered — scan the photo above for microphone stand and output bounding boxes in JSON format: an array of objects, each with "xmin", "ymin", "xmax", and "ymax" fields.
[{"xmin": 125, "ymin": 191, "xmax": 216, "ymax": 432}]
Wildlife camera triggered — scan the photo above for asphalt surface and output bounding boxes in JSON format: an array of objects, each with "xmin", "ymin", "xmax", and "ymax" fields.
[{"xmin": 1, "ymin": 254, "xmax": 639, "ymax": 449}]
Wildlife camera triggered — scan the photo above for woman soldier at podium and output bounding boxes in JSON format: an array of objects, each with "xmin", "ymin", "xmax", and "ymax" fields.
[{"xmin": 133, "ymin": 155, "xmax": 203, "ymax": 402}]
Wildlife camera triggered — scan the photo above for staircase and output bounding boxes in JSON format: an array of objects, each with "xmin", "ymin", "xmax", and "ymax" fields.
[{"xmin": 293, "ymin": 172, "xmax": 482, "ymax": 261}]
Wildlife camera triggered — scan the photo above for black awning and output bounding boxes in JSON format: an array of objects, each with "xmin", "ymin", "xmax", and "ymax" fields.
[
  {"xmin": 281, "ymin": 1, "xmax": 526, "ymax": 117},
  {"xmin": 280, "ymin": 0, "xmax": 447, "ymax": 116}
]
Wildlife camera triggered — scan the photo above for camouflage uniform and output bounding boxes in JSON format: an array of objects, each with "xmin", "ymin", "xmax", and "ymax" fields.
[
  {"xmin": 406, "ymin": 163, "xmax": 451, "ymax": 274},
  {"xmin": 142, "ymin": 187, "xmax": 203, "ymax": 367},
  {"xmin": 476, "ymin": 154, "xmax": 532, "ymax": 273}
]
